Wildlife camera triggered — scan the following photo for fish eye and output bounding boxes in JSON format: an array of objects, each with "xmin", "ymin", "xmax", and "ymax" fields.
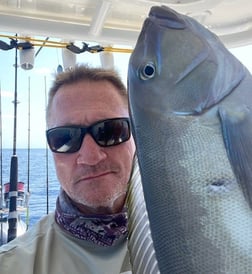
[{"xmin": 139, "ymin": 62, "xmax": 156, "ymax": 80}]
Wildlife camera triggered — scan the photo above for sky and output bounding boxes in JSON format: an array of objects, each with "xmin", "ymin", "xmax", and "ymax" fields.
[
  {"xmin": 0, "ymin": 36, "xmax": 131, "ymax": 149},
  {"xmin": 0, "ymin": 34, "xmax": 252, "ymax": 149}
]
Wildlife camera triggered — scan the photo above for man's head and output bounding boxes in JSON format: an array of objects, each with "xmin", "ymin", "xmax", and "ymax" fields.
[
  {"xmin": 46, "ymin": 65, "xmax": 128, "ymax": 123},
  {"xmin": 46, "ymin": 65, "xmax": 135, "ymax": 215}
]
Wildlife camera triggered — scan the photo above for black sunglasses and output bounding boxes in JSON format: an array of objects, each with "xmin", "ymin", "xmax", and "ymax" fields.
[{"xmin": 46, "ymin": 117, "xmax": 131, "ymax": 153}]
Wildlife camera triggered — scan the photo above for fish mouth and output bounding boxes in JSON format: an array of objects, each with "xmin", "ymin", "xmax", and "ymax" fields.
[{"xmin": 149, "ymin": 6, "xmax": 186, "ymax": 29}]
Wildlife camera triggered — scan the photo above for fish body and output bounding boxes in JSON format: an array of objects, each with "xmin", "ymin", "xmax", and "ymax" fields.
[{"xmin": 127, "ymin": 5, "xmax": 252, "ymax": 274}]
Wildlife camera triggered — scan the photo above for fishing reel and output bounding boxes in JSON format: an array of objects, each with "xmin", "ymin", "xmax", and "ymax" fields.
[{"xmin": 2, "ymin": 181, "xmax": 29, "ymax": 211}]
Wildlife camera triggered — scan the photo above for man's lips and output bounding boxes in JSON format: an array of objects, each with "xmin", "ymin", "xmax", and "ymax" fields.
[{"xmin": 77, "ymin": 171, "xmax": 114, "ymax": 182}]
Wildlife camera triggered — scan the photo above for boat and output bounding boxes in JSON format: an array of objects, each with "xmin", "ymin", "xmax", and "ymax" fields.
[
  {"xmin": 0, "ymin": 0, "xmax": 252, "ymax": 48},
  {"xmin": 0, "ymin": 0, "xmax": 252, "ymax": 245}
]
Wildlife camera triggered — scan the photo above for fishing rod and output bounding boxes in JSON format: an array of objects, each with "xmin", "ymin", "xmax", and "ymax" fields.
[
  {"xmin": 25, "ymin": 76, "xmax": 31, "ymax": 230},
  {"xmin": 0, "ymin": 34, "xmax": 133, "ymax": 53},
  {"xmin": 44, "ymin": 76, "xmax": 49, "ymax": 215},
  {"xmin": 0, "ymin": 82, "xmax": 4, "ymax": 245},
  {"xmin": 7, "ymin": 38, "xmax": 19, "ymax": 242}
]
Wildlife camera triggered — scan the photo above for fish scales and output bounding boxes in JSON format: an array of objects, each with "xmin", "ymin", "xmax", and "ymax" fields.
[{"xmin": 127, "ymin": 5, "xmax": 252, "ymax": 274}]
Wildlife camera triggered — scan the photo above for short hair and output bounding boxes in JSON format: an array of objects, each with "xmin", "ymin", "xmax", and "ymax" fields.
[{"xmin": 46, "ymin": 65, "xmax": 128, "ymax": 124}]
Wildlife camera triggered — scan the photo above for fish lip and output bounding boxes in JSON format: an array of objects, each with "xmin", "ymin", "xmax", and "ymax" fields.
[{"xmin": 149, "ymin": 6, "xmax": 186, "ymax": 29}]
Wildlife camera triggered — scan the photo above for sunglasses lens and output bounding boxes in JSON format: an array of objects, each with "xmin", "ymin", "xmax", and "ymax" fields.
[
  {"xmin": 47, "ymin": 127, "xmax": 82, "ymax": 153},
  {"xmin": 46, "ymin": 118, "xmax": 131, "ymax": 153},
  {"xmin": 92, "ymin": 119, "xmax": 130, "ymax": 147}
]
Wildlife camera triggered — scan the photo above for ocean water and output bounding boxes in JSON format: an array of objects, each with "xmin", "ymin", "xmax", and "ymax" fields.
[{"xmin": 0, "ymin": 148, "xmax": 59, "ymax": 227}]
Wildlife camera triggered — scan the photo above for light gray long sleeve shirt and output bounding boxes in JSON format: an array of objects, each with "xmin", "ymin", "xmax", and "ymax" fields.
[{"xmin": 0, "ymin": 213, "xmax": 132, "ymax": 274}]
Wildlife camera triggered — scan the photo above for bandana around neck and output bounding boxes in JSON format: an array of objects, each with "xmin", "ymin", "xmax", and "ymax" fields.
[{"xmin": 55, "ymin": 189, "xmax": 128, "ymax": 247}]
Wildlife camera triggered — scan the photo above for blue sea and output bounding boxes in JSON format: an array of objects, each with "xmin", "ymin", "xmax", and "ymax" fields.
[{"xmin": 1, "ymin": 148, "xmax": 59, "ymax": 228}]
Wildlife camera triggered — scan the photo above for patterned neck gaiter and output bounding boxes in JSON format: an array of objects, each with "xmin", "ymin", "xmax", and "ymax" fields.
[{"xmin": 55, "ymin": 189, "xmax": 128, "ymax": 247}]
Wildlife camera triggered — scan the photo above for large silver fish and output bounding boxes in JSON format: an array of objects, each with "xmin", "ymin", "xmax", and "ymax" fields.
[{"xmin": 127, "ymin": 5, "xmax": 252, "ymax": 274}]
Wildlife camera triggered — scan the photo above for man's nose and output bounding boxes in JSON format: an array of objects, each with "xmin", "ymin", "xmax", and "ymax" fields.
[{"xmin": 76, "ymin": 134, "xmax": 107, "ymax": 165}]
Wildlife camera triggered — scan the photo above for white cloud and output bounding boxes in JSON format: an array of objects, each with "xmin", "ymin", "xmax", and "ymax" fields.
[
  {"xmin": 1, "ymin": 90, "xmax": 13, "ymax": 98},
  {"xmin": 33, "ymin": 67, "xmax": 54, "ymax": 75}
]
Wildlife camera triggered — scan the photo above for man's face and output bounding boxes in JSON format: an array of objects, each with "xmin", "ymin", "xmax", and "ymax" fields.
[{"xmin": 48, "ymin": 80, "xmax": 135, "ymax": 214}]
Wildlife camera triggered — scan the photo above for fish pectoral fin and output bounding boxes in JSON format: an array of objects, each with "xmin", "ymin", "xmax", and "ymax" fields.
[{"xmin": 219, "ymin": 105, "xmax": 252, "ymax": 209}]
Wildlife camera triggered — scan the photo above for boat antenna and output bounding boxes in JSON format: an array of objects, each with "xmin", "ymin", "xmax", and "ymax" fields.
[{"xmin": 7, "ymin": 36, "xmax": 19, "ymax": 242}]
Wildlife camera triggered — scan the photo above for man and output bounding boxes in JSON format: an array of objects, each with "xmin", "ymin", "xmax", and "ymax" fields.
[{"xmin": 0, "ymin": 65, "xmax": 136, "ymax": 274}]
